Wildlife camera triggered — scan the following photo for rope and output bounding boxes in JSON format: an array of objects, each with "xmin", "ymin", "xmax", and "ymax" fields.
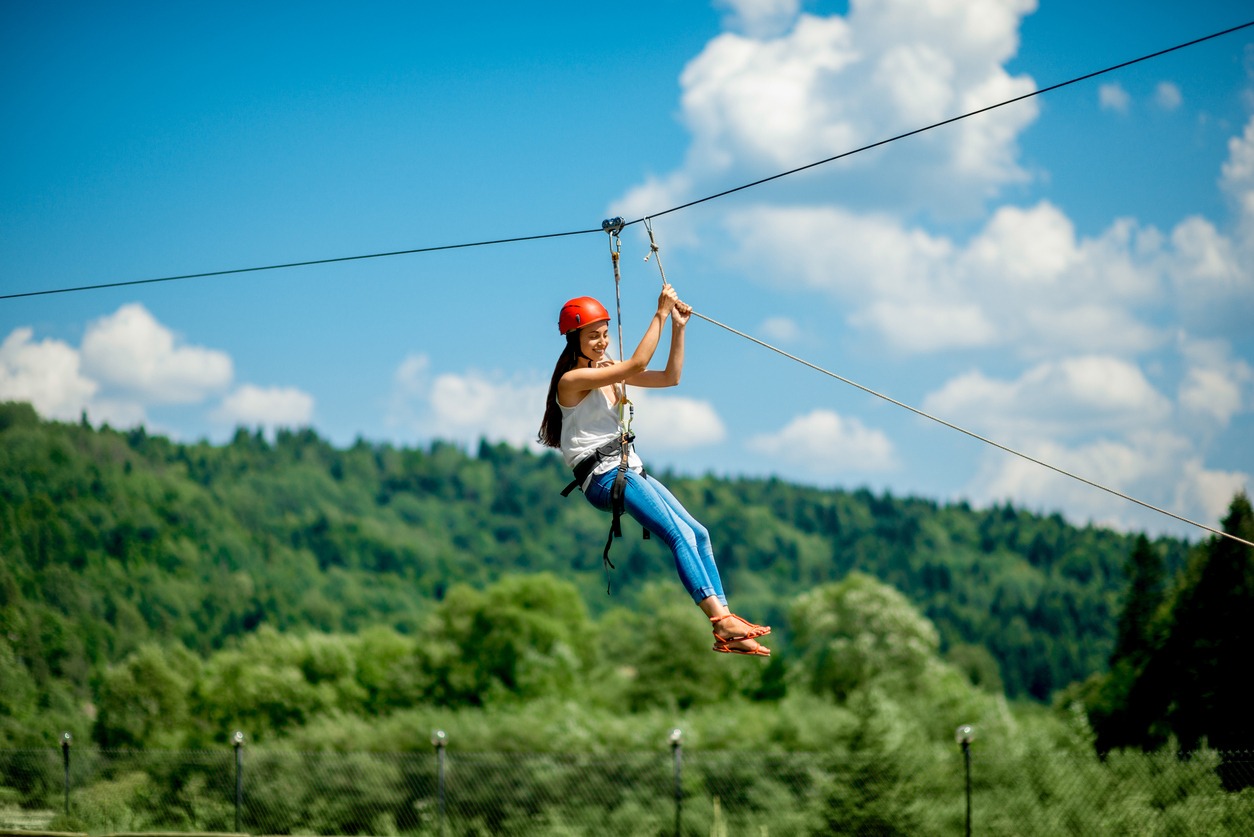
[
  {"xmin": 602, "ymin": 220, "xmax": 634, "ymax": 594},
  {"xmin": 603, "ymin": 218, "xmax": 633, "ymax": 434},
  {"xmin": 1, "ymin": 228, "xmax": 601, "ymax": 301},
  {"xmin": 643, "ymin": 217, "xmax": 668, "ymax": 286},
  {"xmin": 689, "ymin": 307, "xmax": 1254, "ymax": 549},
  {"xmin": 6, "ymin": 19, "xmax": 1251, "ymax": 302}
]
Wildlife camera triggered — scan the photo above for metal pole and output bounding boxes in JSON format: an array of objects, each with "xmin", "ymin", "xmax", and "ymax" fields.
[
  {"xmin": 669, "ymin": 729, "xmax": 682, "ymax": 837},
  {"xmin": 963, "ymin": 740, "xmax": 971, "ymax": 837},
  {"xmin": 60, "ymin": 733, "xmax": 71, "ymax": 816},
  {"xmin": 432, "ymin": 730, "xmax": 447, "ymax": 837},
  {"xmin": 955, "ymin": 724, "xmax": 974, "ymax": 837},
  {"xmin": 232, "ymin": 731, "xmax": 245, "ymax": 833}
]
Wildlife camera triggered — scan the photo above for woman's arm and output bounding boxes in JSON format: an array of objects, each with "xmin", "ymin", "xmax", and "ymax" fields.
[
  {"xmin": 557, "ymin": 285, "xmax": 677, "ymax": 397},
  {"xmin": 628, "ymin": 300, "xmax": 689, "ymax": 389}
]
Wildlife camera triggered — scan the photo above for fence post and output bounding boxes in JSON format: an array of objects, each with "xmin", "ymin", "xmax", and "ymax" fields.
[
  {"xmin": 432, "ymin": 730, "xmax": 447, "ymax": 836},
  {"xmin": 60, "ymin": 732, "xmax": 72, "ymax": 816},
  {"xmin": 955, "ymin": 724, "xmax": 975, "ymax": 837},
  {"xmin": 669, "ymin": 728, "xmax": 683, "ymax": 837},
  {"xmin": 232, "ymin": 731, "xmax": 245, "ymax": 832}
]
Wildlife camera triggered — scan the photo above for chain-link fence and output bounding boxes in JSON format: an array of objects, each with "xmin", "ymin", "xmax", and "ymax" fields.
[{"xmin": 2, "ymin": 741, "xmax": 1252, "ymax": 835}]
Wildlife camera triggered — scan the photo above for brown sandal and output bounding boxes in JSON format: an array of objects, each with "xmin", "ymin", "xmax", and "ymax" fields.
[
  {"xmin": 713, "ymin": 637, "xmax": 771, "ymax": 656},
  {"xmin": 710, "ymin": 613, "xmax": 771, "ymax": 642}
]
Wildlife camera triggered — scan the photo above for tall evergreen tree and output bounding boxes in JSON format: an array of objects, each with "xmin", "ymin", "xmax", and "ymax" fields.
[
  {"xmin": 1111, "ymin": 535, "xmax": 1166, "ymax": 666},
  {"xmin": 1089, "ymin": 534, "xmax": 1172, "ymax": 753},
  {"xmin": 1158, "ymin": 493, "xmax": 1254, "ymax": 788}
]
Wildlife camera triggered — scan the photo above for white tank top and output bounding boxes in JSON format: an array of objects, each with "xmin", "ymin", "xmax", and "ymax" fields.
[{"xmin": 558, "ymin": 386, "xmax": 643, "ymax": 487}]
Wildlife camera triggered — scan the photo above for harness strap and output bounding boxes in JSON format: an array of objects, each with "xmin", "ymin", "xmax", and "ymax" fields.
[{"xmin": 560, "ymin": 433, "xmax": 650, "ymax": 594}]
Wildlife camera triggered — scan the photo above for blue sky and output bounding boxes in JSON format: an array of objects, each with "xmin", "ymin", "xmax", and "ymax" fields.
[{"xmin": 3, "ymin": 0, "xmax": 1252, "ymax": 540}]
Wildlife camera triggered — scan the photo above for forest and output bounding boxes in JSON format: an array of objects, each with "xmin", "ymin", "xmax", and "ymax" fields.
[{"xmin": 2, "ymin": 399, "xmax": 1252, "ymax": 833}]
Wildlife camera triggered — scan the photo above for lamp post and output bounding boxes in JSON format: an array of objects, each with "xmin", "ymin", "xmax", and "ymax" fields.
[
  {"xmin": 60, "ymin": 733, "xmax": 71, "ymax": 816},
  {"xmin": 955, "ymin": 724, "xmax": 975, "ymax": 837},
  {"xmin": 232, "ymin": 731, "xmax": 245, "ymax": 833},
  {"xmin": 669, "ymin": 728, "xmax": 683, "ymax": 837},
  {"xmin": 432, "ymin": 730, "xmax": 447, "ymax": 837}
]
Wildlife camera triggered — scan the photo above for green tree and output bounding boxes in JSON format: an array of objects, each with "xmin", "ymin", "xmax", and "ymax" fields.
[
  {"xmin": 790, "ymin": 573, "xmax": 940, "ymax": 701},
  {"xmin": 594, "ymin": 583, "xmax": 746, "ymax": 711},
  {"xmin": 0, "ymin": 637, "xmax": 39, "ymax": 740},
  {"xmin": 422, "ymin": 573, "xmax": 595, "ymax": 706},
  {"xmin": 1157, "ymin": 493, "xmax": 1254, "ymax": 787},
  {"xmin": 353, "ymin": 625, "xmax": 429, "ymax": 713},
  {"xmin": 1087, "ymin": 535, "xmax": 1170, "ymax": 753},
  {"xmin": 193, "ymin": 627, "xmax": 366, "ymax": 741},
  {"xmin": 1111, "ymin": 535, "xmax": 1166, "ymax": 665},
  {"xmin": 94, "ymin": 643, "xmax": 201, "ymax": 748}
]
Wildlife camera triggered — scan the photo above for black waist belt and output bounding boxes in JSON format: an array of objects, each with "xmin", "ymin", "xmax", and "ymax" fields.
[{"xmin": 561, "ymin": 437, "xmax": 628, "ymax": 496}]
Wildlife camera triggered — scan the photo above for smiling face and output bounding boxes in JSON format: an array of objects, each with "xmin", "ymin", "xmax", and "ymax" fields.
[{"xmin": 578, "ymin": 322, "xmax": 610, "ymax": 363}]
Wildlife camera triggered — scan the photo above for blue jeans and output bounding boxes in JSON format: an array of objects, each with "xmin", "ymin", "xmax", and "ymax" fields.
[{"xmin": 585, "ymin": 468, "xmax": 726, "ymax": 605}]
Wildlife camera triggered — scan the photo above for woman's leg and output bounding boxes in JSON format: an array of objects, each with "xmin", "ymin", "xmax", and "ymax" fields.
[
  {"xmin": 585, "ymin": 471, "xmax": 768, "ymax": 653},
  {"xmin": 586, "ymin": 469, "xmax": 724, "ymax": 604},
  {"xmin": 635, "ymin": 476, "xmax": 770, "ymax": 650}
]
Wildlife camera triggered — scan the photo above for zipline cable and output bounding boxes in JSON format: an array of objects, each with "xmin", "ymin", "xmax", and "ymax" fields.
[
  {"xmin": 4, "ymin": 18, "xmax": 1252, "ymax": 302},
  {"xmin": 689, "ymin": 307, "xmax": 1254, "ymax": 549},
  {"xmin": 0, "ymin": 228, "xmax": 601, "ymax": 301},
  {"xmin": 626, "ymin": 18, "xmax": 1254, "ymax": 227}
]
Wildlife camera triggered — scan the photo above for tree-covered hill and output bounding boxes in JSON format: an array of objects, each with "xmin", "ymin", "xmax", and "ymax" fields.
[{"xmin": 0, "ymin": 400, "xmax": 1191, "ymax": 737}]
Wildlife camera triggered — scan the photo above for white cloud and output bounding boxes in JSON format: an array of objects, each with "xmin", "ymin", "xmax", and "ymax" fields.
[
  {"xmin": 1179, "ymin": 367, "xmax": 1242, "ymax": 425},
  {"xmin": 1155, "ymin": 81, "xmax": 1182, "ymax": 111},
  {"xmin": 628, "ymin": 390, "xmax": 727, "ymax": 449},
  {"xmin": 852, "ymin": 300, "xmax": 995, "ymax": 353},
  {"xmin": 747, "ymin": 408, "xmax": 897, "ymax": 473},
  {"xmin": 386, "ymin": 352, "xmax": 548, "ymax": 450},
  {"xmin": 1099, "ymin": 82, "xmax": 1131, "ymax": 113},
  {"xmin": 1176, "ymin": 334, "xmax": 1252, "ymax": 426},
  {"xmin": 0, "ymin": 327, "xmax": 98, "ymax": 421},
  {"xmin": 726, "ymin": 200, "xmax": 1164, "ymax": 356},
  {"xmin": 390, "ymin": 353, "xmax": 431, "ymax": 403},
  {"xmin": 213, "ymin": 384, "xmax": 314, "ymax": 430},
  {"xmin": 1, "ymin": 304, "xmax": 323, "ymax": 437},
  {"xmin": 80, "ymin": 303, "xmax": 232, "ymax": 403},
  {"xmin": 1223, "ymin": 116, "xmax": 1254, "ymax": 192},
  {"xmin": 429, "ymin": 372, "xmax": 545, "ymax": 446},
  {"xmin": 967, "ymin": 430, "xmax": 1248, "ymax": 537},
  {"xmin": 923, "ymin": 356, "xmax": 1173, "ymax": 442},
  {"xmin": 1166, "ymin": 215, "xmax": 1254, "ymax": 333},
  {"xmin": 715, "ymin": 0, "xmax": 801, "ymax": 39},
  {"xmin": 616, "ymin": 0, "xmax": 1040, "ymax": 223},
  {"xmin": 1220, "ymin": 114, "xmax": 1254, "ymax": 273},
  {"xmin": 759, "ymin": 315, "xmax": 802, "ymax": 343},
  {"xmin": 926, "ymin": 336, "xmax": 1251, "ymax": 535},
  {"xmin": 723, "ymin": 203, "xmax": 955, "ymax": 299}
]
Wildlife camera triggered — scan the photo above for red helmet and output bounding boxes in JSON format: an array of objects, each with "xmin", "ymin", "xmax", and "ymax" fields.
[{"xmin": 558, "ymin": 296, "xmax": 610, "ymax": 335}]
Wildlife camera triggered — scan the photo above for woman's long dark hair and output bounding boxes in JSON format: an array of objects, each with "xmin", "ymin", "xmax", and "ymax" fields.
[{"xmin": 537, "ymin": 333, "xmax": 581, "ymax": 448}]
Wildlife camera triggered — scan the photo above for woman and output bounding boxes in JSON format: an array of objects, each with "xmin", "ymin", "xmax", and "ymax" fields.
[{"xmin": 538, "ymin": 283, "xmax": 770, "ymax": 656}]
